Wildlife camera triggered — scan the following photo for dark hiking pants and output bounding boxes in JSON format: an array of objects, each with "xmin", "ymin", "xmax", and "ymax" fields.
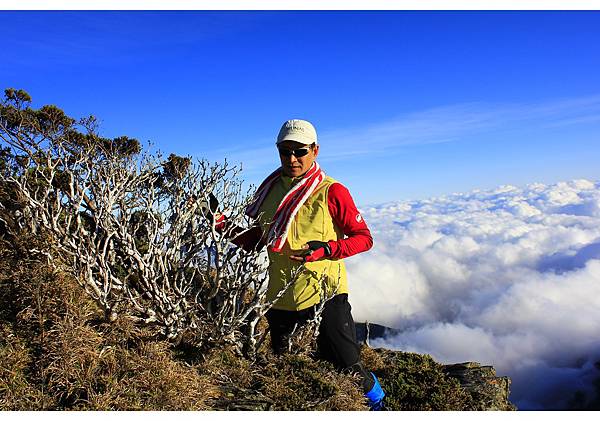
[{"xmin": 265, "ymin": 293, "xmax": 374, "ymax": 393}]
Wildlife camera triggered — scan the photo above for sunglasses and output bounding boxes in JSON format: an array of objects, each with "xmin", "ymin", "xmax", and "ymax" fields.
[{"xmin": 277, "ymin": 146, "xmax": 311, "ymax": 158}]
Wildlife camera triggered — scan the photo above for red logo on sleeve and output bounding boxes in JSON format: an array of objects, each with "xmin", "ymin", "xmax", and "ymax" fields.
[{"xmin": 356, "ymin": 214, "xmax": 363, "ymax": 223}]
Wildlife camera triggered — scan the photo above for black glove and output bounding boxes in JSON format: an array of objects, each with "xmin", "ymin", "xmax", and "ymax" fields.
[
  {"xmin": 296, "ymin": 240, "xmax": 332, "ymax": 263},
  {"xmin": 196, "ymin": 192, "xmax": 219, "ymax": 221}
]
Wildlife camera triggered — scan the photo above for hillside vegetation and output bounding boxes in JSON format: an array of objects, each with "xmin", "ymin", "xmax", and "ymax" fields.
[
  {"xmin": 0, "ymin": 89, "xmax": 507, "ymax": 411},
  {"xmin": 0, "ymin": 234, "xmax": 485, "ymax": 410}
]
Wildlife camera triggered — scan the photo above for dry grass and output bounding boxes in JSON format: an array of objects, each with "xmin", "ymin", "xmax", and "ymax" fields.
[
  {"xmin": 1, "ymin": 233, "xmax": 484, "ymax": 411},
  {"xmin": 0, "ymin": 323, "xmax": 49, "ymax": 409},
  {"xmin": 0, "ymin": 235, "xmax": 216, "ymax": 410},
  {"xmin": 200, "ymin": 348, "xmax": 368, "ymax": 411},
  {"xmin": 0, "ymin": 234, "xmax": 369, "ymax": 411},
  {"xmin": 256, "ymin": 353, "xmax": 368, "ymax": 411},
  {"xmin": 360, "ymin": 344, "xmax": 387, "ymax": 372}
]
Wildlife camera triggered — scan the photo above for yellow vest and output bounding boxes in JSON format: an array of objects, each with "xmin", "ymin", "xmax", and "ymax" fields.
[{"xmin": 258, "ymin": 175, "xmax": 348, "ymax": 311}]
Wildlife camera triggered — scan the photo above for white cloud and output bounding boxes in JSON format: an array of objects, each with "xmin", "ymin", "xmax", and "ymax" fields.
[
  {"xmin": 348, "ymin": 178, "xmax": 600, "ymax": 409},
  {"xmin": 315, "ymin": 95, "xmax": 600, "ymax": 163},
  {"xmin": 209, "ymin": 95, "xmax": 600, "ymax": 181}
]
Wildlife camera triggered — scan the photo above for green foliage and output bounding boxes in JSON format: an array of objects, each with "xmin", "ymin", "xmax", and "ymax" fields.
[
  {"xmin": 0, "ymin": 147, "xmax": 11, "ymax": 176},
  {"xmin": 1, "ymin": 88, "xmax": 141, "ymax": 162},
  {"xmin": 152, "ymin": 153, "xmax": 193, "ymax": 196},
  {"xmin": 4, "ymin": 88, "xmax": 31, "ymax": 103},
  {"xmin": 101, "ymin": 135, "xmax": 141, "ymax": 157},
  {"xmin": 361, "ymin": 347, "xmax": 475, "ymax": 410},
  {"xmin": 163, "ymin": 153, "xmax": 191, "ymax": 181}
]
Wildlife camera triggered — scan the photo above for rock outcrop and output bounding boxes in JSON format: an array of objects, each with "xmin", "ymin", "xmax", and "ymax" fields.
[
  {"xmin": 443, "ymin": 362, "xmax": 515, "ymax": 410},
  {"xmin": 357, "ymin": 322, "xmax": 516, "ymax": 410}
]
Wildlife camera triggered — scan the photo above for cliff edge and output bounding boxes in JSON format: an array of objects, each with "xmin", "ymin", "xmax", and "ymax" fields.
[{"xmin": 357, "ymin": 322, "xmax": 515, "ymax": 411}]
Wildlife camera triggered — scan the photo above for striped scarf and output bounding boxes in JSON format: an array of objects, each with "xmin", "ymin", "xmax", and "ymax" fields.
[{"xmin": 246, "ymin": 162, "xmax": 325, "ymax": 252}]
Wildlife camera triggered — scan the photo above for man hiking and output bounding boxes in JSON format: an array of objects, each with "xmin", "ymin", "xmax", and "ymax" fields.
[{"xmin": 214, "ymin": 119, "xmax": 385, "ymax": 410}]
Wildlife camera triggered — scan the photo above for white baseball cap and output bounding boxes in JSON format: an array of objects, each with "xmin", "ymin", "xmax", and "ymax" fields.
[{"xmin": 276, "ymin": 119, "xmax": 318, "ymax": 145}]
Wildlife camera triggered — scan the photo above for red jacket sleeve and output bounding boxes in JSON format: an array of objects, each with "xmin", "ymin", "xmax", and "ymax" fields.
[{"xmin": 326, "ymin": 183, "xmax": 373, "ymax": 259}]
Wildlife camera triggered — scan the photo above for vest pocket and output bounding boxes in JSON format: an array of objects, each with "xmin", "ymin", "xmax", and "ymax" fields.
[{"xmin": 295, "ymin": 203, "xmax": 325, "ymax": 241}]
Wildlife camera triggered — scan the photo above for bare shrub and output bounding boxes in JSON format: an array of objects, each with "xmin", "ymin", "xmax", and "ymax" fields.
[
  {"xmin": 0, "ymin": 88, "xmax": 291, "ymax": 357},
  {"xmin": 280, "ymin": 272, "xmax": 342, "ymax": 357}
]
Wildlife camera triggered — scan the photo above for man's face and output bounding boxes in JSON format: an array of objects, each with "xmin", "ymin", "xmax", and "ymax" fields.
[{"xmin": 277, "ymin": 141, "xmax": 319, "ymax": 178}]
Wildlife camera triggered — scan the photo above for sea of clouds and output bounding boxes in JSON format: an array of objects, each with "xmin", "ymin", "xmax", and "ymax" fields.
[{"xmin": 347, "ymin": 178, "xmax": 600, "ymax": 409}]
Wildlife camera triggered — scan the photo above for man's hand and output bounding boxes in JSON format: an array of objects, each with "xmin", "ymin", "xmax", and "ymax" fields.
[
  {"xmin": 290, "ymin": 240, "xmax": 332, "ymax": 263},
  {"xmin": 196, "ymin": 192, "xmax": 225, "ymax": 229}
]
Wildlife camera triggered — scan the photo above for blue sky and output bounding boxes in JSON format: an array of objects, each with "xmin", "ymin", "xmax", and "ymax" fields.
[{"xmin": 1, "ymin": 10, "xmax": 600, "ymax": 205}]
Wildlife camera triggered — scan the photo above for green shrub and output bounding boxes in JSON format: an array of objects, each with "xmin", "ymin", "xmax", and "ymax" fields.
[{"xmin": 362, "ymin": 347, "xmax": 475, "ymax": 410}]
